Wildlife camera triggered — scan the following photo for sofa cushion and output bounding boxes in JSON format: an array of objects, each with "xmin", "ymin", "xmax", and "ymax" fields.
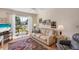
[
  {"xmin": 41, "ymin": 29, "xmax": 46, "ymax": 35},
  {"xmin": 35, "ymin": 33, "xmax": 41, "ymax": 38},
  {"xmin": 40, "ymin": 36, "xmax": 48, "ymax": 41}
]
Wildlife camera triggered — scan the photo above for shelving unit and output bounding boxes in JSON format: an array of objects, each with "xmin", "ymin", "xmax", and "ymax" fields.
[{"xmin": 0, "ymin": 30, "xmax": 12, "ymax": 49}]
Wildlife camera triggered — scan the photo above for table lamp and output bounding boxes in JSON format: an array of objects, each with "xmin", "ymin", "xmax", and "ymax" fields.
[
  {"xmin": 33, "ymin": 24, "xmax": 36, "ymax": 28},
  {"xmin": 57, "ymin": 25, "xmax": 64, "ymax": 35}
]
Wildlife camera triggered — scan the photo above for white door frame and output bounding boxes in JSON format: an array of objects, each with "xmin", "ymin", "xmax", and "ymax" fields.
[
  {"xmin": 11, "ymin": 14, "xmax": 33, "ymax": 38},
  {"xmin": 27, "ymin": 16, "xmax": 32, "ymax": 34}
]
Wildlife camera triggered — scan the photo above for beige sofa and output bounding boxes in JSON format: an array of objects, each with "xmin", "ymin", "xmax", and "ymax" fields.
[{"xmin": 32, "ymin": 27, "xmax": 57, "ymax": 46}]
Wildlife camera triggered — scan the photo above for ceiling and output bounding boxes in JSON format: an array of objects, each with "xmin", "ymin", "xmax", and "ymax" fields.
[{"xmin": 9, "ymin": 8, "xmax": 52, "ymax": 14}]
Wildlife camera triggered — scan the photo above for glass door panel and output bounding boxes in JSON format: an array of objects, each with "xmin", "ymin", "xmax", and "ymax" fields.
[{"xmin": 15, "ymin": 16, "xmax": 28, "ymax": 36}]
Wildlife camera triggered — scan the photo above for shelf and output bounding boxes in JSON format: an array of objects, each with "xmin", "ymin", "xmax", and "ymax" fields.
[{"xmin": 39, "ymin": 27, "xmax": 56, "ymax": 30}]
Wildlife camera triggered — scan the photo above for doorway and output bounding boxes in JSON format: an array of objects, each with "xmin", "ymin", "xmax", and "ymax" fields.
[{"xmin": 15, "ymin": 16, "xmax": 32, "ymax": 36}]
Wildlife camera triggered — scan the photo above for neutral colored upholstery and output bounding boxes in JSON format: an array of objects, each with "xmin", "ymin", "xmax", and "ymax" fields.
[{"xmin": 32, "ymin": 28, "xmax": 57, "ymax": 46}]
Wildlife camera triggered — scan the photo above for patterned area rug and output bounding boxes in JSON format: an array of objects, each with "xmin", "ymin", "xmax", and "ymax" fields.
[{"xmin": 8, "ymin": 38, "xmax": 48, "ymax": 50}]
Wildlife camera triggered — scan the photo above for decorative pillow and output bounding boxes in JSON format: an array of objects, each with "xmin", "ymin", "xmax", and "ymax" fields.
[
  {"xmin": 36, "ymin": 34, "xmax": 41, "ymax": 38},
  {"xmin": 41, "ymin": 29, "xmax": 45, "ymax": 35},
  {"xmin": 40, "ymin": 36, "xmax": 47, "ymax": 40},
  {"xmin": 33, "ymin": 27, "xmax": 41, "ymax": 33},
  {"xmin": 72, "ymin": 33, "xmax": 79, "ymax": 42}
]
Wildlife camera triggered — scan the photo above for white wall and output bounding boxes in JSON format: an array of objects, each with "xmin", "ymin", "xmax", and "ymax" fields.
[
  {"xmin": 0, "ymin": 9, "xmax": 11, "ymax": 24},
  {"xmin": 37, "ymin": 8, "xmax": 79, "ymax": 39}
]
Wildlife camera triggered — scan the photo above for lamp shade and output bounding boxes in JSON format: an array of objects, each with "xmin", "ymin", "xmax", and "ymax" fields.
[
  {"xmin": 57, "ymin": 25, "xmax": 64, "ymax": 31},
  {"xmin": 33, "ymin": 24, "xmax": 36, "ymax": 27}
]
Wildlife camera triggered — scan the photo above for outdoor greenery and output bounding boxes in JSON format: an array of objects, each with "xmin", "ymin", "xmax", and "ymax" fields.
[{"xmin": 15, "ymin": 16, "xmax": 28, "ymax": 34}]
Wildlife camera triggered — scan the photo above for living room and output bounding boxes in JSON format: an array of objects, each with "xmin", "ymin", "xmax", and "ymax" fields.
[{"xmin": 0, "ymin": 8, "xmax": 79, "ymax": 50}]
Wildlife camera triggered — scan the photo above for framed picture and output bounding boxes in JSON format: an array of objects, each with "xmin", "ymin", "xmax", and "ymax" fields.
[
  {"xmin": 46, "ymin": 19, "xmax": 51, "ymax": 25},
  {"xmin": 42, "ymin": 20, "xmax": 46, "ymax": 25},
  {"xmin": 39, "ymin": 18, "xmax": 42, "ymax": 23},
  {"xmin": 51, "ymin": 21, "xmax": 56, "ymax": 28}
]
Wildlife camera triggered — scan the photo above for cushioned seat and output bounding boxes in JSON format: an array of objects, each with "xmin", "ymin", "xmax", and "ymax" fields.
[
  {"xmin": 35, "ymin": 33, "xmax": 41, "ymax": 38},
  {"xmin": 40, "ymin": 36, "xmax": 48, "ymax": 41}
]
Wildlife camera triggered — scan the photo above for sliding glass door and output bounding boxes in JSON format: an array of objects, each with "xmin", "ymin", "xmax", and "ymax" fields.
[
  {"xmin": 15, "ymin": 16, "xmax": 28, "ymax": 36},
  {"xmin": 11, "ymin": 14, "xmax": 32, "ymax": 37}
]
